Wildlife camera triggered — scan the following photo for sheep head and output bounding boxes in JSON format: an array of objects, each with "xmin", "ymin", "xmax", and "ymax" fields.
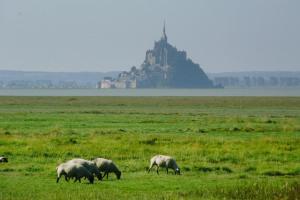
[
  {"xmin": 116, "ymin": 171, "xmax": 121, "ymax": 179},
  {"xmin": 175, "ymin": 168, "xmax": 180, "ymax": 175}
]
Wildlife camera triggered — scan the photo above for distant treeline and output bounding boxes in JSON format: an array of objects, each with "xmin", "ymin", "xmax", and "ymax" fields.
[
  {"xmin": 0, "ymin": 80, "xmax": 92, "ymax": 89},
  {"xmin": 212, "ymin": 76, "xmax": 300, "ymax": 88},
  {"xmin": 0, "ymin": 70, "xmax": 120, "ymax": 89},
  {"xmin": 209, "ymin": 71, "xmax": 300, "ymax": 88}
]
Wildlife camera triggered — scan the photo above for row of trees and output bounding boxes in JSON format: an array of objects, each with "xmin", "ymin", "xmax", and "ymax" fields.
[
  {"xmin": 0, "ymin": 80, "xmax": 95, "ymax": 89},
  {"xmin": 213, "ymin": 76, "xmax": 300, "ymax": 88}
]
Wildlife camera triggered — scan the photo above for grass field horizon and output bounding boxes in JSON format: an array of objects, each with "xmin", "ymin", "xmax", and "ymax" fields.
[{"xmin": 0, "ymin": 96, "xmax": 299, "ymax": 200}]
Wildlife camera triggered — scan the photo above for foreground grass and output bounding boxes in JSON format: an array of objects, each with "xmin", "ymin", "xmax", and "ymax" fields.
[{"xmin": 0, "ymin": 96, "xmax": 300, "ymax": 200}]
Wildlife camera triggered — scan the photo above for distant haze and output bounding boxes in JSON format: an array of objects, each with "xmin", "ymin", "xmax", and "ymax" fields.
[{"xmin": 0, "ymin": 0, "xmax": 300, "ymax": 73}]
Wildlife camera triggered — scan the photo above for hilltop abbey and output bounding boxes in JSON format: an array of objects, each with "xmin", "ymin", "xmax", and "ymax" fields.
[{"xmin": 100, "ymin": 23, "xmax": 214, "ymax": 88}]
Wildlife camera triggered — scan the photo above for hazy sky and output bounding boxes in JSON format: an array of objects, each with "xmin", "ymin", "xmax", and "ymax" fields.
[{"xmin": 1, "ymin": 0, "xmax": 300, "ymax": 73}]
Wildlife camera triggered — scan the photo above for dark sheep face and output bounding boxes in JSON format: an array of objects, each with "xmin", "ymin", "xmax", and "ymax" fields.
[
  {"xmin": 175, "ymin": 168, "xmax": 180, "ymax": 175},
  {"xmin": 116, "ymin": 171, "xmax": 121, "ymax": 179}
]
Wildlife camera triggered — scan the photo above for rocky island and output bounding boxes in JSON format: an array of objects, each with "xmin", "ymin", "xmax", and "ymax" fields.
[{"xmin": 100, "ymin": 24, "xmax": 215, "ymax": 88}]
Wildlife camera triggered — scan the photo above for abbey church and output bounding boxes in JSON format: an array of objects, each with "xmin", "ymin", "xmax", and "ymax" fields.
[{"xmin": 100, "ymin": 24, "xmax": 214, "ymax": 88}]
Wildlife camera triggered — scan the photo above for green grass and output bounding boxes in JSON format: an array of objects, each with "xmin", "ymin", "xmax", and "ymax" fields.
[{"xmin": 0, "ymin": 96, "xmax": 300, "ymax": 200}]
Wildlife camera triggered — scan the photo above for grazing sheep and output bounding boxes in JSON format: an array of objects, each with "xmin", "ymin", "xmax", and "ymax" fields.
[
  {"xmin": 56, "ymin": 162, "xmax": 94, "ymax": 184},
  {"xmin": 67, "ymin": 158, "xmax": 102, "ymax": 181},
  {"xmin": 56, "ymin": 163, "xmax": 69, "ymax": 182},
  {"xmin": 92, "ymin": 158, "xmax": 121, "ymax": 180},
  {"xmin": 0, "ymin": 156, "xmax": 8, "ymax": 163},
  {"xmin": 148, "ymin": 155, "xmax": 180, "ymax": 175}
]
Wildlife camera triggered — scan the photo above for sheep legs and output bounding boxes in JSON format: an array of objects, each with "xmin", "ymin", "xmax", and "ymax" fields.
[
  {"xmin": 148, "ymin": 163, "xmax": 161, "ymax": 175},
  {"xmin": 74, "ymin": 177, "xmax": 81, "ymax": 183},
  {"xmin": 103, "ymin": 172, "xmax": 109, "ymax": 179},
  {"xmin": 148, "ymin": 163, "xmax": 157, "ymax": 173},
  {"xmin": 56, "ymin": 174, "xmax": 69, "ymax": 183}
]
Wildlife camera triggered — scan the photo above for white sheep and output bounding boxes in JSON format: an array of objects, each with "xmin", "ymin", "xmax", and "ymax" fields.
[
  {"xmin": 56, "ymin": 162, "xmax": 94, "ymax": 184},
  {"xmin": 66, "ymin": 158, "xmax": 102, "ymax": 181},
  {"xmin": 92, "ymin": 158, "xmax": 121, "ymax": 180},
  {"xmin": 148, "ymin": 155, "xmax": 180, "ymax": 175},
  {"xmin": 0, "ymin": 156, "xmax": 8, "ymax": 163}
]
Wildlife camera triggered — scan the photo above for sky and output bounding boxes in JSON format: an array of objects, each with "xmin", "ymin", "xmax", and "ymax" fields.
[{"xmin": 0, "ymin": 0, "xmax": 300, "ymax": 73}]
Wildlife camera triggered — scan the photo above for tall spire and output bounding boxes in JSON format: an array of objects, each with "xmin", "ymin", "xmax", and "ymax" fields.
[{"xmin": 161, "ymin": 20, "xmax": 167, "ymax": 42}]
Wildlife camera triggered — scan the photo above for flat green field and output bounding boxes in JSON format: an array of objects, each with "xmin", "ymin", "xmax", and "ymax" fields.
[{"xmin": 0, "ymin": 97, "xmax": 299, "ymax": 200}]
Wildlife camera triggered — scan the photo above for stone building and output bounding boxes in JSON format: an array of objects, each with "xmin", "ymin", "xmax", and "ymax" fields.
[{"xmin": 98, "ymin": 77, "xmax": 136, "ymax": 89}]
